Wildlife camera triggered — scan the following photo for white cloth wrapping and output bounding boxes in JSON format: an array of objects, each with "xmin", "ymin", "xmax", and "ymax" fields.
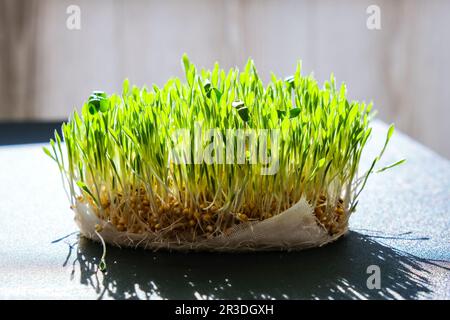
[{"xmin": 74, "ymin": 197, "xmax": 347, "ymax": 251}]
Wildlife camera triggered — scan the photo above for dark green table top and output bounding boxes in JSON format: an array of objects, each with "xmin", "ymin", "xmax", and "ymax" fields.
[{"xmin": 0, "ymin": 121, "xmax": 448, "ymax": 299}]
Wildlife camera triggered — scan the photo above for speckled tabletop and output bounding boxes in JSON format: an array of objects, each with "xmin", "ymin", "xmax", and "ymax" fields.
[{"xmin": 0, "ymin": 121, "xmax": 448, "ymax": 299}]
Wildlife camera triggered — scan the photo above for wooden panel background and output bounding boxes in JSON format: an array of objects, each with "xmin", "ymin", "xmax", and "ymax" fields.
[{"xmin": 1, "ymin": 0, "xmax": 449, "ymax": 158}]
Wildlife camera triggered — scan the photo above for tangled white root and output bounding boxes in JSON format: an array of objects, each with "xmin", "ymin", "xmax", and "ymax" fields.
[{"xmin": 73, "ymin": 197, "xmax": 348, "ymax": 252}]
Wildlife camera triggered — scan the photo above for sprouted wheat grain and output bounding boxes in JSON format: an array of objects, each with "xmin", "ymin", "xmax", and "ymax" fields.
[{"xmin": 45, "ymin": 55, "xmax": 404, "ymax": 254}]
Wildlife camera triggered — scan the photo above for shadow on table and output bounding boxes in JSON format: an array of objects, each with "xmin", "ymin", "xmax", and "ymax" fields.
[{"xmin": 69, "ymin": 231, "xmax": 436, "ymax": 299}]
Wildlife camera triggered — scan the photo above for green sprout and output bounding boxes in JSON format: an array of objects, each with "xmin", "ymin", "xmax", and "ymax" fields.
[{"xmin": 45, "ymin": 54, "xmax": 404, "ymax": 242}]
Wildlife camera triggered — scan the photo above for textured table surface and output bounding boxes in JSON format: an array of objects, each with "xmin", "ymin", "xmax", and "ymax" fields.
[{"xmin": 0, "ymin": 121, "xmax": 448, "ymax": 300}]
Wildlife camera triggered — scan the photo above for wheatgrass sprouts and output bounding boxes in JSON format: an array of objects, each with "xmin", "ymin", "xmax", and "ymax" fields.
[{"xmin": 45, "ymin": 54, "xmax": 403, "ymax": 247}]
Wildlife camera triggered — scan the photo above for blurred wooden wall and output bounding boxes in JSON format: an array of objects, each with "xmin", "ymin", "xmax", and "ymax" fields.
[{"xmin": 0, "ymin": 0, "xmax": 449, "ymax": 159}]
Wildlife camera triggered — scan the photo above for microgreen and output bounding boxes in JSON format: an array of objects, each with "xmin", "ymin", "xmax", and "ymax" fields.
[{"xmin": 45, "ymin": 54, "xmax": 404, "ymax": 239}]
